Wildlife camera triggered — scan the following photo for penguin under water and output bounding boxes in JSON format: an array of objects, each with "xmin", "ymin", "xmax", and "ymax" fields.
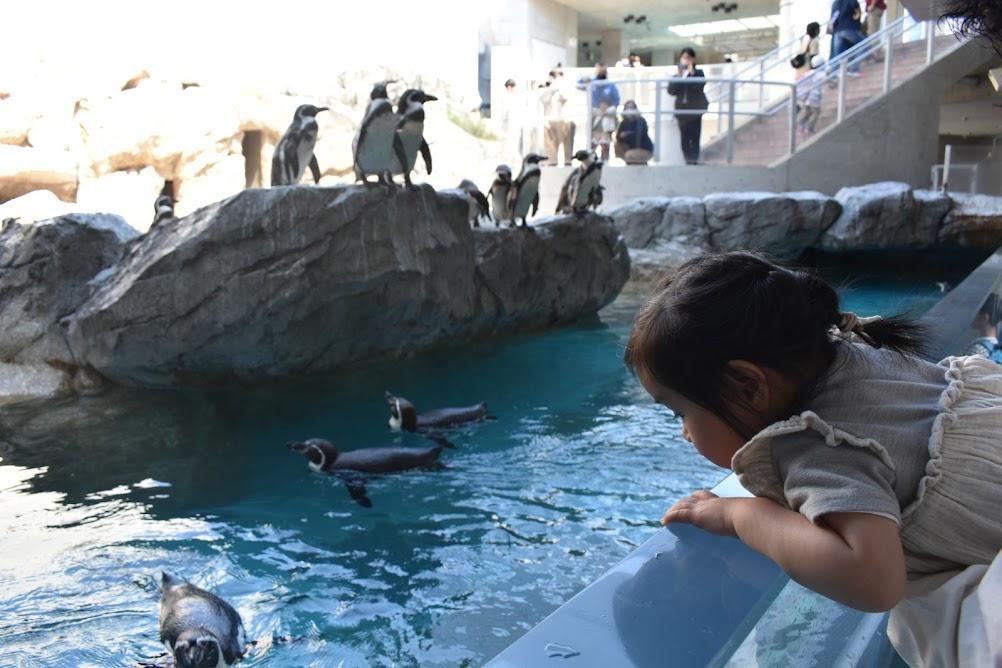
[
  {"xmin": 271, "ymin": 104, "xmax": 328, "ymax": 186},
  {"xmin": 287, "ymin": 438, "xmax": 451, "ymax": 507},
  {"xmin": 556, "ymin": 150, "xmax": 604, "ymax": 215},
  {"xmin": 353, "ymin": 81, "xmax": 398, "ymax": 186},
  {"xmin": 385, "ymin": 391, "xmax": 491, "ymax": 433},
  {"xmin": 151, "ymin": 180, "xmax": 175, "ymax": 229},
  {"xmin": 457, "ymin": 179, "xmax": 491, "ymax": 228},
  {"xmin": 507, "ymin": 153, "xmax": 548, "ymax": 227},
  {"xmin": 488, "ymin": 164, "xmax": 512, "ymax": 226},
  {"xmin": 159, "ymin": 571, "xmax": 245, "ymax": 668},
  {"xmin": 390, "ymin": 89, "xmax": 437, "ymax": 188}
]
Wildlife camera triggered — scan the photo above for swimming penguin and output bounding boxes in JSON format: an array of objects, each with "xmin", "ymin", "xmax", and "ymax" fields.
[
  {"xmin": 151, "ymin": 180, "xmax": 175, "ymax": 229},
  {"xmin": 457, "ymin": 179, "xmax": 491, "ymax": 227},
  {"xmin": 556, "ymin": 150, "xmax": 604, "ymax": 214},
  {"xmin": 159, "ymin": 572, "xmax": 245, "ymax": 668},
  {"xmin": 353, "ymin": 81, "xmax": 398, "ymax": 185},
  {"xmin": 385, "ymin": 391, "xmax": 491, "ymax": 433},
  {"xmin": 287, "ymin": 438, "xmax": 450, "ymax": 507},
  {"xmin": 391, "ymin": 89, "xmax": 437, "ymax": 188},
  {"xmin": 271, "ymin": 104, "xmax": 328, "ymax": 186},
  {"xmin": 507, "ymin": 153, "xmax": 548, "ymax": 227},
  {"xmin": 489, "ymin": 164, "xmax": 512, "ymax": 226}
]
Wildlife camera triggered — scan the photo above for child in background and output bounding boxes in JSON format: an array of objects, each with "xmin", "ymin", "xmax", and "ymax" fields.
[
  {"xmin": 797, "ymin": 56, "xmax": 825, "ymax": 135},
  {"xmin": 626, "ymin": 252, "xmax": 1002, "ymax": 667}
]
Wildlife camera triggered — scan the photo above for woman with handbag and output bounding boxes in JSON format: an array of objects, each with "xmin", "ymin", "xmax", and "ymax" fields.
[
  {"xmin": 792, "ymin": 22, "xmax": 822, "ymax": 78},
  {"xmin": 667, "ymin": 47, "xmax": 709, "ymax": 165}
]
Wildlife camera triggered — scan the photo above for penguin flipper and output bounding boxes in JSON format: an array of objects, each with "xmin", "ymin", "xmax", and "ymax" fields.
[
  {"xmin": 392, "ymin": 134, "xmax": 412, "ymax": 188},
  {"xmin": 471, "ymin": 189, "xmax": 489, "ymax": 217},
  {"xmin": 419, "ymin": 139, "xmax": 432, "ymax": 175},
  {"xmin": 423, "ymin": 431, "xmax": 456, "ymax": 449},
  {"xmin": 309, "ymin": 155, "xmax": 321, "ymax": 184},
  {"xmin": 532, "ymin": 191, "xmax": 539, "ymax": 217}
]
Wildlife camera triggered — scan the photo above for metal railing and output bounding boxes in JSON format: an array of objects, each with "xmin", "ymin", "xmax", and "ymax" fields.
[
  {"xmin": 583, "ymin": 76, "xmax": 800, "ymax": 164},
  {"xmin": 505, "ymin": 12, "xmax": 966, "ymax": 167}
]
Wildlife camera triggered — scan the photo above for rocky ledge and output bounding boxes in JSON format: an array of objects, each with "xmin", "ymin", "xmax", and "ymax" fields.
[
  {"xmin": 611, "ymin": 182, "xmax": 1002, "ymax": 287},
  {"xmin": 0, "ymin": 185, "xmax": 628, "ymax": 393}
]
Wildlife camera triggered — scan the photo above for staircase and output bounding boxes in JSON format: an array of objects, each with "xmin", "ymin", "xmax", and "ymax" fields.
[{"xmin": 701, "ymin": 22, "xmax": 961, "ymax": 166}]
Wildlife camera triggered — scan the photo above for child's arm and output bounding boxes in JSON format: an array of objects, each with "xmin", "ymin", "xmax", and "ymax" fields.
[{"xmin": 663, "ymin": 491, "xmax": 906, "ymax": 612}]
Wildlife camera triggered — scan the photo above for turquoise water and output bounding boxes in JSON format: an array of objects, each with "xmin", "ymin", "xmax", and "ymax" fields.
[{"xmin": 0, "ymin": 267, "xmax": 956, "ymax": 667}]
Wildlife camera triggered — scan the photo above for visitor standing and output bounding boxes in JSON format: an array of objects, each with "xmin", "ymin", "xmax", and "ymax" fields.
[
  {"xmin": 830, "ymin": 0, "xmax": 866, "ymax": 75},
  {"xmin": 540, "ymin": 68, "xmax": 575, "ymax": 166},
  {"xmin": 499, "ymin": 78, "xmax": 525, "ymax": 167},
  {"xmin": 578, "ymin": 63, "xmax": 621, "ymax": 161},
  {"xmin": 667, "ymin": 47, "xmax": 709, "ymax": 165},
  {"xmin": 614, "ymin": 100, "xmax": 654, "ymax": 165}
]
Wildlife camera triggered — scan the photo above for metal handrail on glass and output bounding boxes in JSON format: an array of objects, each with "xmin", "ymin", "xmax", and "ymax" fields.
[{"xmin": 585, "ymin": 77, "xmax": 799, "ymax": 165}]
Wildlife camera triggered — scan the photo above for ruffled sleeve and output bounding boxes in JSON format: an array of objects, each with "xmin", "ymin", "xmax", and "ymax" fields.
[{"xmin": 731, "ymin": 411, "xmax": 902, "ymax": 525}]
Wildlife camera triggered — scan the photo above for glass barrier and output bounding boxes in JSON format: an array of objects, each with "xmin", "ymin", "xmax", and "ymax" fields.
[{"xmin": 488, "ymin": 247, "xmax": 1002, "ymax": 668}]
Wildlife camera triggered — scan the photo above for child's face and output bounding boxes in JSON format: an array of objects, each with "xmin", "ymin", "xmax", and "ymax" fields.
[{"xmin": 639, "ymin": 371, "xmax": 746, "ymax": 469}]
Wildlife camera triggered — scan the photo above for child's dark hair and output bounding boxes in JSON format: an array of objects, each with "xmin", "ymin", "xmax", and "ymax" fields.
[
  {"xmin": 940, "ymin": 0, "xmax": 1002, "ymax": 54},
  {"xmin": 624, "ymin": 252, "xmax": 925, "ymax": 438}
]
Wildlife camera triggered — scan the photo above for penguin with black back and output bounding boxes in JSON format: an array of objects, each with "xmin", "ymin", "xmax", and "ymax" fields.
[
  {"xmin": 353, "ymin": 80, "xmax": 398, "ymax": 185},
  {"xmin": 391, "ymin": 88, "xmax": 437, "ymax": 188},
  {"xmin": 159, "ymin": 572, "xmax": 245, "ymax": 668},
  {"xmin": 457, "ymin": 179, "xmax": 491, "ymax": 227},
  {"xmin": 507, "ymin": 153, "xmax": 548, "ymax": 227},
  {"xmin": 271, "ymin": 104, "xmax": 328, "ymax": 186},
  {"xmin": 151, "ymin": 180, "xmax": 175, "ymax": 229},
  {"xmin": 489, "ymin": 164, "xmax": 512, "ymax": 226},
  {"xmin": 287, "ymin": 438, "xmax": 452, "ymax": 507},
  {"xmin": 385, "ymin": 391, "xmax": 492, "ymax": 434},
  {"xmin": 556, "ymin": 150, "xmax": 604, "ymax": 214}
]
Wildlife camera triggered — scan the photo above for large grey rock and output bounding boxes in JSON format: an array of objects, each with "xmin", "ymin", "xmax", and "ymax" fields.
[
  {"xmin": 0, "ymin": 213, "xmax": 136, "ymax": 365},
  {"xmin": 938, "ymin": 193, "xmax": 1002, "ymax": 249},
  {"xmin": 704, "ymin": 191, "xmax": 831, "ymax": 259},
  {"xmin": 66, "ymin": 185, "xmax": 628, "ymax": 387},
  {"xmin": 609, "ymin": 197, "xmax": 706, "ymax": 250},
  {"xmin": 473, "ymin": 215, "xmax": 629, "ymax": 329},
  {"xmin": 0, "ymin": 362, "xmax": 72, "ymax": 406},
  {"xmin": 624, "ymin": 243, "xmax": 703, "ymax": 294},
  {"xmin": 820, "ymin": 182, "xmax": 948, "ymax": 251}
]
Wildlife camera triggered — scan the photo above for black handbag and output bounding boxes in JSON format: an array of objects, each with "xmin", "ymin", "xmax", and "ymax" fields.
[{"xmin": 790, "ymin": 37, "xmax": 813, "ymax": 69}]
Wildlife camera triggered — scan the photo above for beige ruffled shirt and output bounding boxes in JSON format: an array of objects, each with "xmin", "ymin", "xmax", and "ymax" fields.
[{"xmin": 731, "ymin": 343, "xmax": 949, "ymax": 526}]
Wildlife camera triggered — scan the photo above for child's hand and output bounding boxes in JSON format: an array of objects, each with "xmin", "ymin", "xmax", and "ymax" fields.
[{"xmin": 661, "ymin": 490, "xmax": 737, "ymax": 538}]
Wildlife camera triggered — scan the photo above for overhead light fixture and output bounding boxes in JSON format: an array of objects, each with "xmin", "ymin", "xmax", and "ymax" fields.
[
  {"xmin": 711, "ymin": 2, "xmax": 739, "ymax": 12},
  {"xmin": 624, "ymin": 14, "xmax": 635, "ymax": 23},
  {"xmin": 669, "ymin": 14, "xmax": 780, "ymax": 36}
]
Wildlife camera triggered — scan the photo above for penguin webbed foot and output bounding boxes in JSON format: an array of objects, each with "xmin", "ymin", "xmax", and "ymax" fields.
[{"xmin": 341, "ymin": 476, "xmax": 373, "ymax": 507}]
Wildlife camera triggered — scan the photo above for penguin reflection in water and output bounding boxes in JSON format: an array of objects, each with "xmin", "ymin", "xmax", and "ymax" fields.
[
  {"xmin": 158, "ymin": 572, "xmax": 245, "ymax": 667},
  {"xmin": 287, "ymin": 438, "xmax": 452, "ymax": 507},
  {"xmin": 271, "ymin": 104, "xmax": 328, "ymax": 186}
]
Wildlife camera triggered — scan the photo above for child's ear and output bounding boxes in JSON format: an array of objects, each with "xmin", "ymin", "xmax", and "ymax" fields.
[{"xmin": 724, "ymin": 360, "xmax": 770, "ymax": 411}]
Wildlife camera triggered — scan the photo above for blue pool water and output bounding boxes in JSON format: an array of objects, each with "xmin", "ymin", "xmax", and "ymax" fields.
[{"xmin": 0, "ymin": 267, "xmax": 959, "ymax": 667}]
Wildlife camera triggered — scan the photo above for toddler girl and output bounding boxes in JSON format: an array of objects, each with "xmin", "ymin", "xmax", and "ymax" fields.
[{"xmin": 626, "ymin": 252, "xmax": 1002, "ymax": 667}]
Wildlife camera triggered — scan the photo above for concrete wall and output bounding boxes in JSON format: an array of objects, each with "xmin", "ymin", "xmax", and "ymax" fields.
[{"xmin": 780, "ymin": 38, "xmax": 1000, "ymax": 194}]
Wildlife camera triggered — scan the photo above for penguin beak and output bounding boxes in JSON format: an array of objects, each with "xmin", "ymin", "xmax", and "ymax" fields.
[
  {"xmin": 286, "ymin": 441, "xmax": 306, "ymax": 453},
  {"xmin": 316, "ymin": 107, "xmax": 329, "ymax": 113},
  {"xmin": 422, "ymin": 94, "xmax": 438, "ymax": 103}
]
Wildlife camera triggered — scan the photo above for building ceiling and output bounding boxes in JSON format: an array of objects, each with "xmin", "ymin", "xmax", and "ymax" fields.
[{"xmin": 560, "ymin": 0, "xmax": 781, "ymax": 56}]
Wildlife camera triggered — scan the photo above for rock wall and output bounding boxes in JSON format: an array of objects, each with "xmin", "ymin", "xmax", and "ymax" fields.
[
  {"xmin": 54, "ymin": 185, "xmax": 627, "ymax": 388},
  {"xmin": 0, "ymin": 213, "xmax": 135, "ymax": 366},
  {"xmin": 610, "ymin": 182, "xmax": 1002, "ymax": 286}
]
